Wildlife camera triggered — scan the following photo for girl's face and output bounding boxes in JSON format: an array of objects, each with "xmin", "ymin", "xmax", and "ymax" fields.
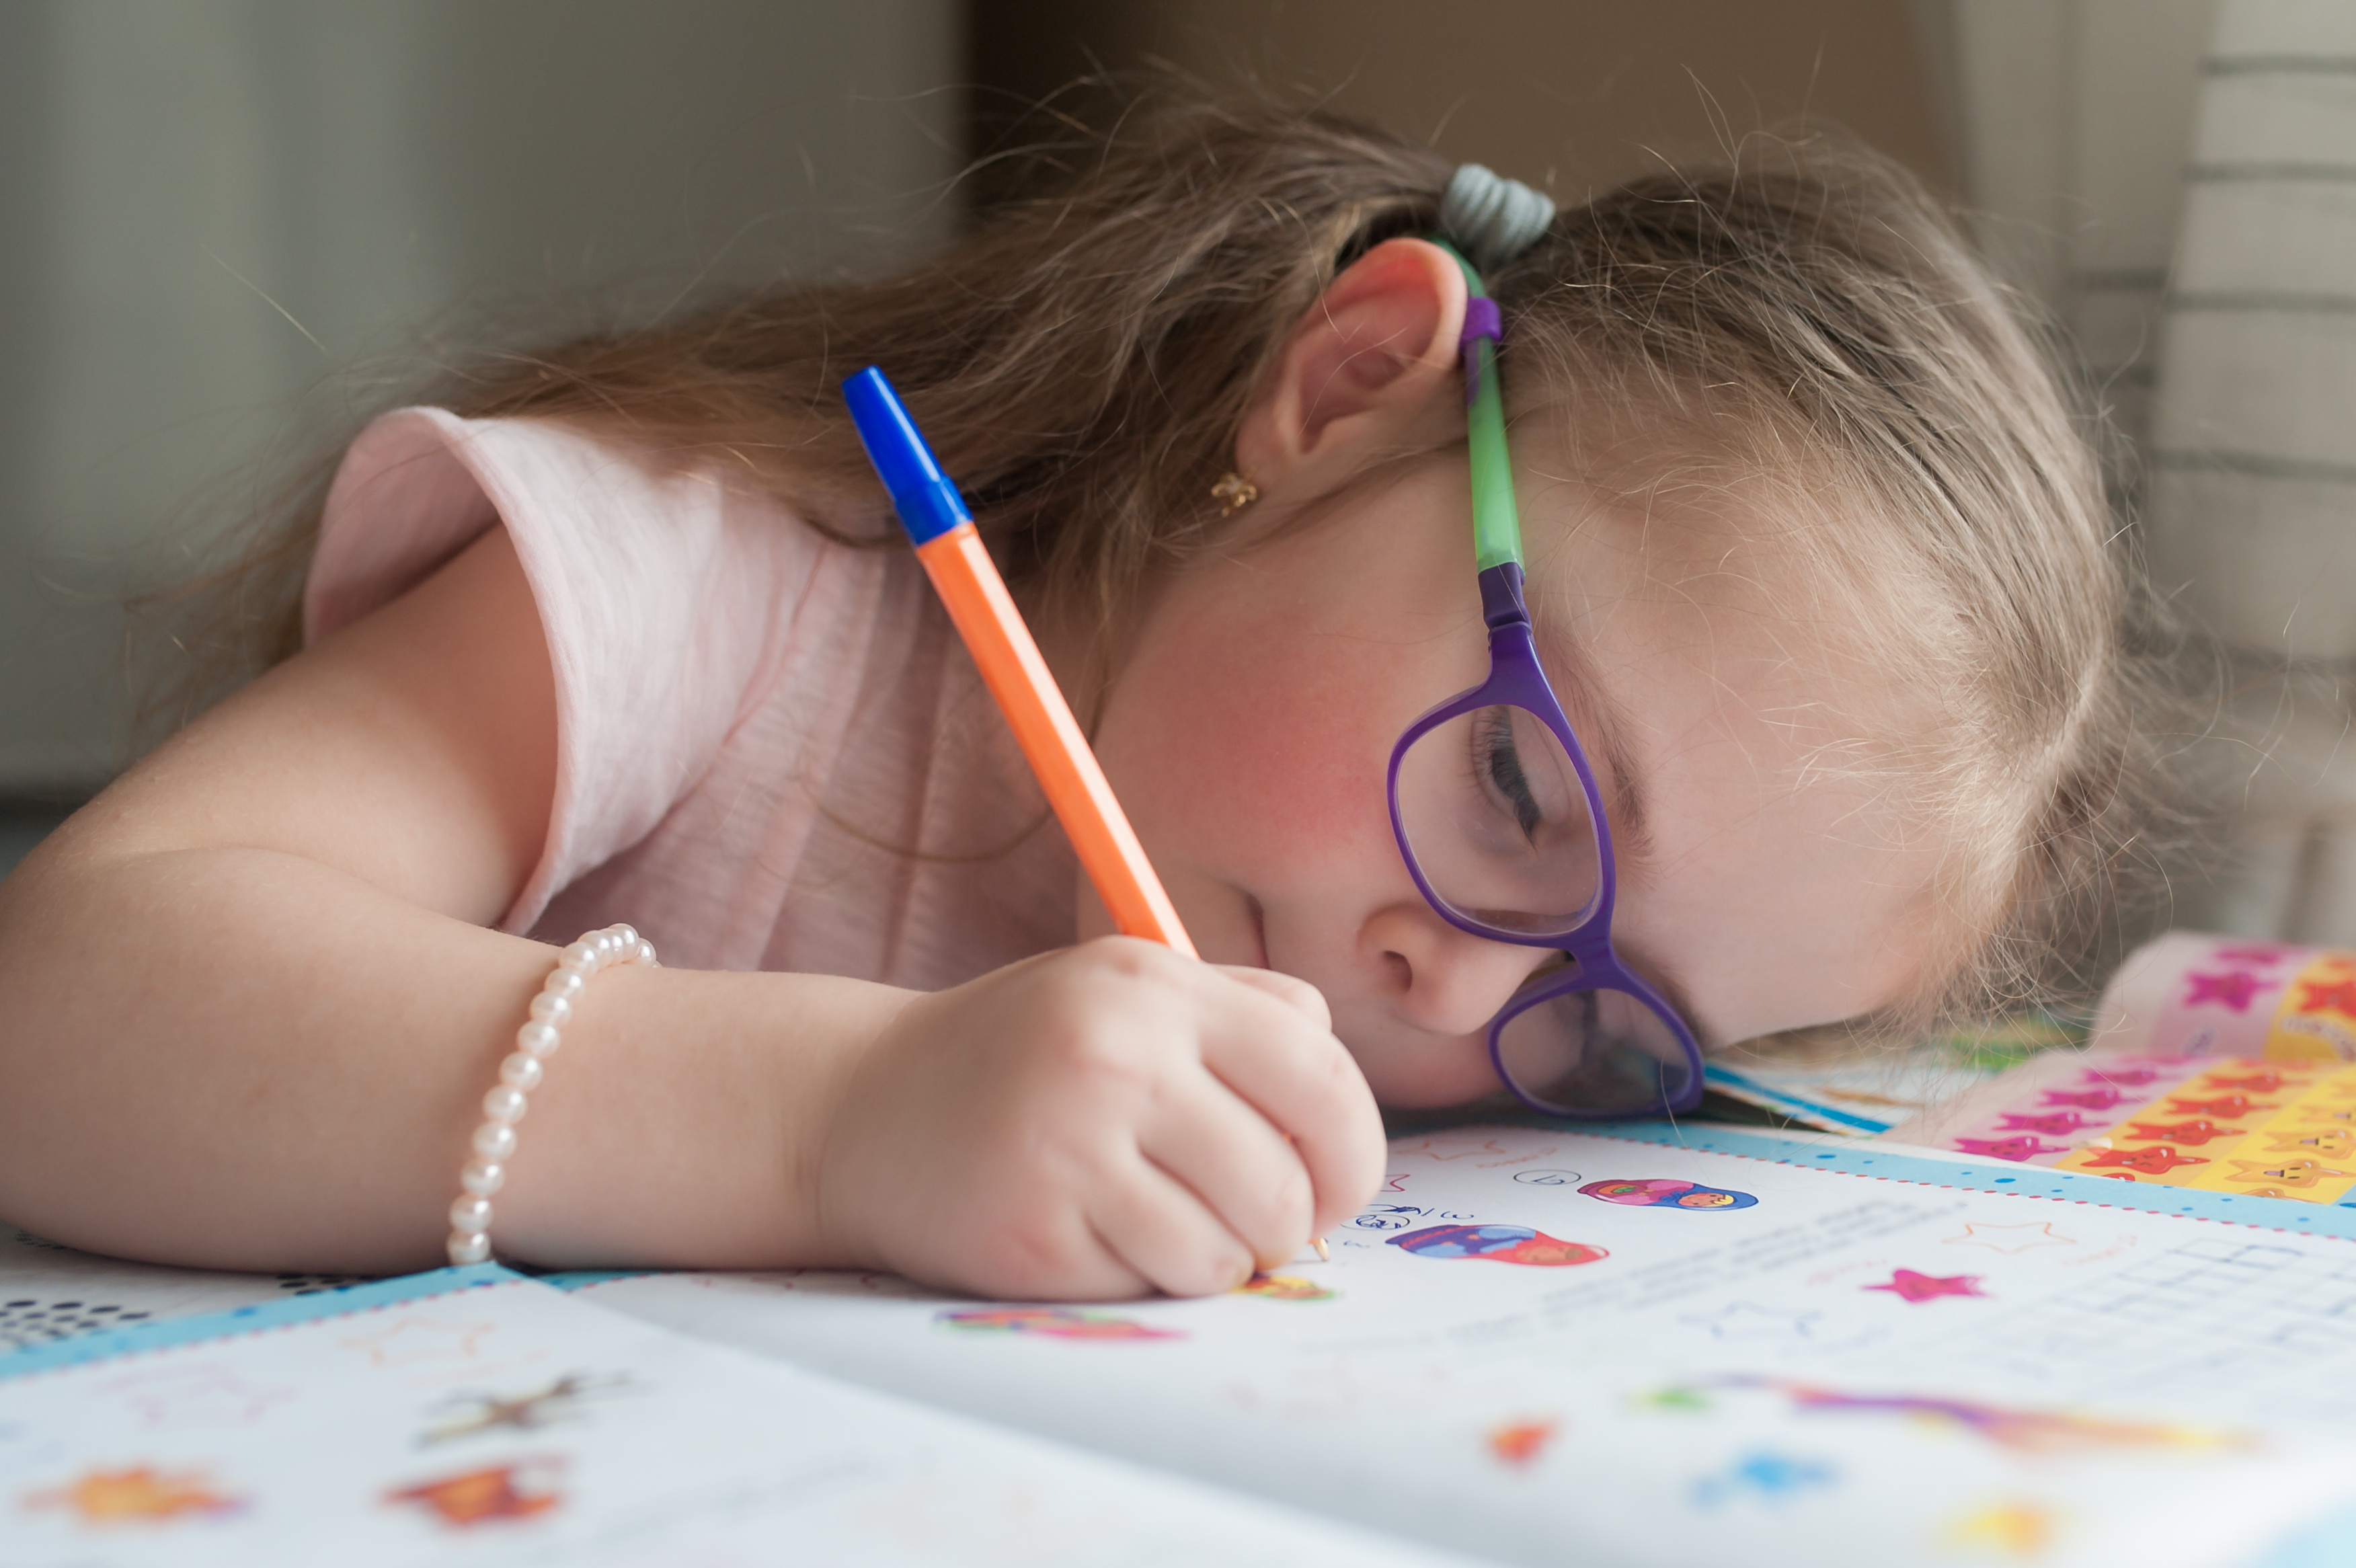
[{"xmin": 1081, "ymin": 434, "xmax": 1944, "ymax": 1109}]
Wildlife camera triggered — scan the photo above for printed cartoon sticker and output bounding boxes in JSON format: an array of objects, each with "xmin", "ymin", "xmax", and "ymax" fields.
[
  {"xmin": 384, "ymin": 1458, "xmax": 563, "ymax": 1527},
  {"xmin": 1660, "ymin": 1376, "xmax": 2238, "ymax": 1454},
  {"xmin": 1691, "ymin": 1450, "xmax": 1838, "ymax": 1510},
  {"xmin": 1485, "ymin": 1417, "xmax": 1560, "ymax": 1468},
  {"xmin": 1864, "ymin": 1269, "xmax": 1988, "ymax": 1303},
  {"xmin": 1386, "ymin": 1224, "xmax": 1606, "ymax": 1267},
  {"xmin": 421, "ymin": 1371, "xmax": 631, "ymax": 1444},
  {"xmin": 1952, "ymin": 1135, "xmax": 2070, "ymax": 1162},
  {"xmin": 22, "ymin": 1465, "xmax": 246, "ymax": 1525},
  {"xmin": 1579, "ymin": 1177, "xmax": 1757, "ymax": 1211}
]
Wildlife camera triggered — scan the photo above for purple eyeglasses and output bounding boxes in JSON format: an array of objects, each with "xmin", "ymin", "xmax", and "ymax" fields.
[{"xmin": 1383, "ymin": 247, "xmax": 1704, "ymax": 1119}]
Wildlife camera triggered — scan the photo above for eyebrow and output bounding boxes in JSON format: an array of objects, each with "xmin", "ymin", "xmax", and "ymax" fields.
[
  {"xmin": 1518, "ymin": 600, "xmax": 1719, "ymax": 1041},
  {"xmin": 1532, "ymin": 615, "xmax": 1653, "ymax": 870}
]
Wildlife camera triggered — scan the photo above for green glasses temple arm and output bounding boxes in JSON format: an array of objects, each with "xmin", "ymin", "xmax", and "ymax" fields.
[{"xmin": 1433, "ymin": 237, "xmax": 1522, "ymax": 574}]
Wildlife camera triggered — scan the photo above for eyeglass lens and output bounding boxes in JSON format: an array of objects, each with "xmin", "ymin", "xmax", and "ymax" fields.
[
  {"xmin": 1394, "ymin": 703, "xmax": 1601, "ymax": 938},
  {"xmin": 1494, "ymin": 980, "xmax": 1697, "ymax": 1115}
]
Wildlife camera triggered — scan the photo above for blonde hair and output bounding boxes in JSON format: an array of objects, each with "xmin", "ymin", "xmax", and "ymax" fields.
[{"xmin": 173, "ymin": 87, "xmax": 2181, "ymax": 1025}]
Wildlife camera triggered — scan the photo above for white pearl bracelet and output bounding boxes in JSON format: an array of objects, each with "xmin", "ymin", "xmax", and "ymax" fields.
[{"xmin": 445, "ymin": 924, "xmax": 656, "ymax": 1267}]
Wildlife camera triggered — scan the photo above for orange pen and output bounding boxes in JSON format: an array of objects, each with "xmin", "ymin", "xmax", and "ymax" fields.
[{"xmin": 843, "ymin": 366, "xmax": 1197, "ymax": 957}]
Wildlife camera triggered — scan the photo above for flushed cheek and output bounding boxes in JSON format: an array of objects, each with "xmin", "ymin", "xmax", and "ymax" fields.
[{"xmin": 1106, "ymin": 635, "xmax": 1401, "ymax": 881}]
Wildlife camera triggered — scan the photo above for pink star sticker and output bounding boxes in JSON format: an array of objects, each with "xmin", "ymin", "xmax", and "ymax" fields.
[
  {"xmin": 1954, "ymin": 1135, "xmax": 2068, "ymax": 1162},
  {"xmin": 2041, "ymin": 1087, "xmax": 2123, "ymax": 1110},
  {"xmin": 2183, "ymin": 970, "xmax": 2268, "ymax": 1012},
  {"xmin": 1997, "ymin": 1111, "xmax": 2088, "ymax": 1136},
  {"xmin": 1865, "ymin": 1269, "xmax": 1988, "ymax": 1304}
]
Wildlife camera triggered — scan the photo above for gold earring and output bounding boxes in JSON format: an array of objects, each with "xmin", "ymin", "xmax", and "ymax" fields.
[{"xmin": 1211, "ymin": 471, "xmax": 1259, "ymax": 516}]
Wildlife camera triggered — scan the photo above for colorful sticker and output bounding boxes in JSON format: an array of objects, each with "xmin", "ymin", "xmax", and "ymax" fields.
[
  {"xmin": 1672, "ymin": 1376, "xmax": 2238, "ymax": 1454},
  {"xmin": 421, "ymin": 1371, "xmax": 630, "ymax": 1444},
  {"xmin": 1386, "ymin": 1224, "xmax": 1606, "ymax": 1267},
  {"xmin": 1484, "ymin": 1417, "xmax": 1559, "ymax": 1468},
  {"xmin": 2074, "ymin": 1144, "xmax": 2209, "ymax": 1175},
  {"xmin": 936, "ymin": 1308, "xmax": 1184, "ymax": 1341},
  {"xmin": 22, "ymin": 1464, "xmax": 247, "ymax": 1525},
  {"xmin": 1943, "ymin": 1052, "xmax": 2356, "ymax": 1204},
  {"xmin": 1578, "ymin": 1177, "xmax": 1756, "ymax": 1211},
  {"xmin": 1947, "ymin": 1503, "xmax": 2061, "ymax": 1557},
  {"xmin": 1953, "ymin": 1135, "xmax": 2070, "ymax": 1163},
  {"xmin": 1692, "ymin": 1450, "xmax": 1837, "ymax": 1510},
  {"xmin": 1864, "ymin": 1269, "xmax": 1988, "ymax": 1303},
  {"xmin": 384, "ymin": 1458, "xmax": 563, "ymax": 1527}
]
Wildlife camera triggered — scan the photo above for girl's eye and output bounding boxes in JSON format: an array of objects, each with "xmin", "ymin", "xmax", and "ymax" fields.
[
  {"xmin": 1476, "ymin": 709, "xmax": 1546, "ymax": 842},
  {"xmin": 1470, "ymin": 706, "xmax": 1545, "ymax": 838}
]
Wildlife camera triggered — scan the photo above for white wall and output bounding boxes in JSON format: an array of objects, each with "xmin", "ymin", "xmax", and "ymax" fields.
[
  {"xmin": 1918, "ymin": 0, "xmax": 2220, "ymax": 453},
  {"xmin": 0, "ymin": 0, "xmax": 963, "ymax": 793}
]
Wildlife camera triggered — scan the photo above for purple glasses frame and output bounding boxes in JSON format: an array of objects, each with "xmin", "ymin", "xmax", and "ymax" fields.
[{"xmin": 1382, "ymin": 563, "xmax": 1706, "ymax": 1119}]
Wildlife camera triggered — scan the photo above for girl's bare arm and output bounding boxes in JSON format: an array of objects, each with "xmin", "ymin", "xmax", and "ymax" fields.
[
  {"xmin": 0, "ymin": 527, "xmax": 1381, "ymax": 1288},
  {"xmin": 0, "ymin": 528, "xmax": 896, "ymax": 1273}
]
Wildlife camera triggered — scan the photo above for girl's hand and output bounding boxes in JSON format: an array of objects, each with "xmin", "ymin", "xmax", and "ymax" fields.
[{"xmin": 816, "ymin": 937, "xmax": 1386, "ymax": 1300}]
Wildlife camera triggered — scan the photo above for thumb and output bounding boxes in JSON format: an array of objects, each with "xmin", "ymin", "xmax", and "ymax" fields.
[{"xmin": 1212, "ymin": 966, "xmax": 1333, "ymax": 1031}]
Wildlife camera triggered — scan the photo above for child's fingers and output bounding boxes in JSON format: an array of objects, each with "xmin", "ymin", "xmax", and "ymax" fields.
[
  {"xmin": 1088, "ymin": 1154, "xmax": 1259, "ymax": 1298},
  {"xmin": 1207, "ymin": 964, "xmax": 1332, "ymax": 1029},
  {"xmin": 1195, "ymin": 978, "xmax": 1388, "ymax": 1234},
  {"xmin": 1136, "ymin": 1072, "xmax": 1312, "ymax": 1270}
]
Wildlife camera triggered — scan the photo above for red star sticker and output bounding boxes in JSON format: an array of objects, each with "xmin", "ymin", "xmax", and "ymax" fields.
[
  {"xmin": 1865, "ymin": 1269, "xmax": 1988, "ymax": 1304},
  {"xmin": 2184, "ymin": 970, "xmax": 2268, "ymax": 1011},
  {"xmin": 2201, "ymin": 1069, "xmax": 2301, "ymax": 1093},
  {"xmin": 2120, "ymin": 1118, "xmax": 2242, "ymax": 1146},
  {"xmin": 2298, "ymin": 979, "xmax": 2356, "ymax": 1016},
  {"xmin": 2077, "ymin": 1144, "xmax": 2209, "ymax": 1175}
]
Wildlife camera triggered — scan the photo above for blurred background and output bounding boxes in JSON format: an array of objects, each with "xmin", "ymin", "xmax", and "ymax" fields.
[{"xmin": 11, "ymin": 0, "xmax": 2346, "ymax": 941}]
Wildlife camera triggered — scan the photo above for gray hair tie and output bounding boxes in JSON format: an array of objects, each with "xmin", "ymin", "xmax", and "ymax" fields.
[{"xmin": 1440, "ymin": 164, "xmax": 1557, "ymax": 274}]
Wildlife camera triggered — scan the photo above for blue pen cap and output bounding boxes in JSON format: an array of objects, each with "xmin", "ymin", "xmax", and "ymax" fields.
[{"xmin": 843, "ymin": 366, "xmax": 971, "ymax": 545}]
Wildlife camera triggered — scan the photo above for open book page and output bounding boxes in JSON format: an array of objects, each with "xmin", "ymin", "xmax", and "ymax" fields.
[
  {"xmin": 572, "ymin": 1125, "xmax": 2356, "ymax": 1568},
  {"xmin": 1, "ymin": 1226, "xmax": 364, "ymax": 1351},
  {"xmin": 0, "ymin": 1268, "xmax": 1477, "ymax": 1567}
]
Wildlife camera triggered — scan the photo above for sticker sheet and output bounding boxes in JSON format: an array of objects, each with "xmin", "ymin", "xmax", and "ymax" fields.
[
  {"xmin": 1887, "ymin": 1054, "xmax": 2356, "ymax": 1206},
  {"xmin": 573, "ymin": 1127, "xmax": 2356, "ymax": 1568},
  {"xmin": 0, "ymin": 1269, "xmax": 1475, "ymax": 1567},
  {"xmin": 2093, "ymin": 934, "xmax": 2356, "ymax": 1061}
]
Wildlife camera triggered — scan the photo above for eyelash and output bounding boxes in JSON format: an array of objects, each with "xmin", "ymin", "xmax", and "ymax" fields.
[{"xmin": 1477, "ymin": 710, "xmax": 1543, "ymax": 840}]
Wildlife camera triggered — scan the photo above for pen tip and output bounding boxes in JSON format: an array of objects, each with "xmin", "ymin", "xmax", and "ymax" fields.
[{"xmin": 1312, "ymin": 1237, "xmax": 1331, "ymax": 1261}]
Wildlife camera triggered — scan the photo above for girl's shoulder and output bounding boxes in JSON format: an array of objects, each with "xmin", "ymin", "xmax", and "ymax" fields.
[
  {"xmin": 305, "ymin": 407, "xmax": 863, "ymax": 652},
  {"xmin": 300, "ymin": 407, "xmax": 972, "ymax": 963}
]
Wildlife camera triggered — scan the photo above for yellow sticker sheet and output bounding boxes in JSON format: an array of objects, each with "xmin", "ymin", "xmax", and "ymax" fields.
[{"xmin": 2050, "ymin": 1058, "xmax": 2356, "ymax": 1204}]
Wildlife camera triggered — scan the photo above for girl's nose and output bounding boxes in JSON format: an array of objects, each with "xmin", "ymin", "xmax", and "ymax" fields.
[{"xmin": 1358, "ymin": 900, "xmax": 1555, "ymax": 1037}]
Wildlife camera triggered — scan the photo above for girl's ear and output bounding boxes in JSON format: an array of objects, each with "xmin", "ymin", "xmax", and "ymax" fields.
[{"xmin": 1234, "ymin": 237, "xmax": 1469, "ymax": 502}]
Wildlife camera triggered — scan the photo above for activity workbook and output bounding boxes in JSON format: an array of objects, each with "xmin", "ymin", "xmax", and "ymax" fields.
[
  {"xmin": 0, "ymin": 1267, "xmax": 1470, "ymax": 1567},
  {"xmin": 569, "ymin": 1126, "xmax": 2356, "ymax": 1568},
  {"xmin": 7, "ymin": 1125, "xmax": 2356, "ymax": 1567}
]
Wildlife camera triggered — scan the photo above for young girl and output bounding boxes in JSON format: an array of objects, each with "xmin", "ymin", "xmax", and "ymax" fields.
[{"xmin": 0, "ymin": 95, "xmax": 2161, "ymax": 1302}]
